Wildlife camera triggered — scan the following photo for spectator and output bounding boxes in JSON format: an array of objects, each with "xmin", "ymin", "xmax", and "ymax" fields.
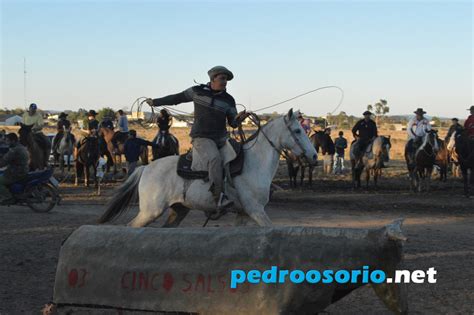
[
  {"xmin": 334, "ymin": 131, "xmax": 347, "ymax": 174},
  {"xmin": 123, "ymin": 130, "xmax": 155, "ymax": 175}
]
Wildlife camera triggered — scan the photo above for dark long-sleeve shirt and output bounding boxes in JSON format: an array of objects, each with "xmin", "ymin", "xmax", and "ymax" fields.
[
  {"xmin": 0, "ymin": 143, "xmax": 29, "ymax": 181},
  {"xmin": 352, "ymin": 119, "xmax": 378, "ymax": 140},
  {"xmin": 152, "ymin": 84, "xmax": 238, "ymax": 141},
  {"xmin": 57, "ymin": 119, "xmax": 71, "ymax": 132},
  {"xmin": 124, "ymin": 137, "xmax": 153, "ymax": 162},
  {"xmin": 157, "ymin": 116, "xmax": 172, "ymax": 131},
  {"xmin": 334, "ymin": 136, "xmax": 348, "ymax": 156}
]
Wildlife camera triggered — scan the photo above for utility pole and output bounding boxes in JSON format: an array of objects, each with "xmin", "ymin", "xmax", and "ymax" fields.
[{"xmin": 23, "ymin": 57, "xmax": 27, "ymax": 107}]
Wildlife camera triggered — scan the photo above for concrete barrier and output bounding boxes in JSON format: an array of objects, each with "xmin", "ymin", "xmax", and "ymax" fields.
[{"xmin": 53, "ymin": 222, "xmax": 407, "ymax": 314}]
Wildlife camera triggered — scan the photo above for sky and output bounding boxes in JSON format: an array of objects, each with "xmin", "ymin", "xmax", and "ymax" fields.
[{"xmin": 1, "ymin": 0, "xmax": 473, "ymax": 118}]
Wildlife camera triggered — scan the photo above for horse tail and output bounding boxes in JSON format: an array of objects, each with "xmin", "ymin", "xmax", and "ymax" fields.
[{"xmin": 98, "ymin": 166, "xmax": 145, "ymax": 223}]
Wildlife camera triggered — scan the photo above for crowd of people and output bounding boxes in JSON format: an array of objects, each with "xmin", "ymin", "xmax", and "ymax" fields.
[{"xmin": 1, "ymin": 64, "xmax": 474, "ymax": 209}]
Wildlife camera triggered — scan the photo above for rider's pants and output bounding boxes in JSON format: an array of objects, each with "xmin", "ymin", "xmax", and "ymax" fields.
[
  {"xmin": 0, "ymin": 176, "xmax": 13, "ymax": 200},
  {"xmin": 191, "ymin": 137, "xmax": 226, "ymax": 199}
]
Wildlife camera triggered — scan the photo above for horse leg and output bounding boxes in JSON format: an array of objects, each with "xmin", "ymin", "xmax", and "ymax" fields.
[
  {"xmin": 162, "ymin": 204, "xmax": 190, "ymax": 228},
  {"xmin": 374, "ymin": 169, "xmax": 379, "ymax": 188},
  {"xmin": 239, "ymin": 198, "xmax": 272, "ymax": 227},
  {"xmin": 60, "ymin": 154, "xmax": 64, "ymax": 173},
  {"xmin": 309, "ymin": 165, "xmax": 313, "ymax": 187},
  {"xmin": 128, "ymin": 200, "xmax": 167, "ymax": 228},
  {"xmin": 365, "ymin": 168, "xmax": 370, "ymax": 189},
  {"xmin": 85, "ymin": 165, "xmax": 90, "ymax": 187},
  {"xmin": 300, "ymin": 163, "xmax": 305, "ymax": 186},
  {"xmin": 426, "ymin": 168, "xmax": 432, "ymax": 192},
  {"xmin": 234, "ymin": 212, "xmax": 252, "ymax": 226}
]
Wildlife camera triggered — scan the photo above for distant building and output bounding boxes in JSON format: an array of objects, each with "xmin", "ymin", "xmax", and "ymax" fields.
[
  {"xmin": 0, "ymin": 114, "xmax": 22, "ymax": 126},
  {"xmin": 171, "ymin": 117, "xmax": 189, "ymax": 128}
]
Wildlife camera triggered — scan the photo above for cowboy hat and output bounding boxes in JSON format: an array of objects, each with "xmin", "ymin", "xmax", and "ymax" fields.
[
  {"xmin": 208, "ymin": 66, "xmax": 234, "ymax": 81},
  {"xmin": 363, "ymin": 110, "xmax": 372, "ymax": 116},
  {"xmin": 59, "ymin": 112, "xmax": 68, "ymax": 119},
  {"xmin": 414, "ymin": 108, "xmax": 426, "ymax": 114},
  {"xmin": 88, "ymin": 110, "xmax": 97, "ymax": 116},
  {"xmin": 468, "ymin": 105, "xmax": 474, "ymax": 111}
]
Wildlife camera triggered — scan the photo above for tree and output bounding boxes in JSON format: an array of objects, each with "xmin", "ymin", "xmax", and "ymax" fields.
[
  {"xmin": 97, "ymin": 107, "xmax": 116, "ymax": 122},
  {"xmin": 368, "ymin": 99, "xmax": 390, "ymax": 125}
]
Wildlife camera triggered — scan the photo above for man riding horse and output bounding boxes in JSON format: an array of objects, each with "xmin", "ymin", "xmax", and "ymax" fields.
[
  {"xmin": 352, "ymin": 110, "xmax": 378, "ymax": 168},
  {"xmin": 146, "ymin": 66, "xmax": 246, "ymax": 215},
  {"xmin": 464, "ymin": 106, "xmax": 474, "ymax": 138},
  {"xmin": 406, "ymin": 108, "xmax": 431, "ymax": 161},
  {"xmin": 112, "ymin": 110, "xmax": 129, "ymax": 154},
  {"xmin": 52, "ymin": 112, "xmax": 75, "ymax": 160}
]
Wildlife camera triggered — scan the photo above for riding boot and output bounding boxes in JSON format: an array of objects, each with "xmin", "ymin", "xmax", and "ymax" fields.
[{"xmin": 208, "ymin": 185, "xmax": 233, "ymax": 220}]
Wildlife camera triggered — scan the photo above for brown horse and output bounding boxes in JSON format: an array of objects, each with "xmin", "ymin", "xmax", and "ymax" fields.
[
  {"xmin": 434, "ymin": 136, "xmax": 448, "ymax": 182},
  {"xmin": 99, "ymin": 126, "xmax": 148, "ymax": 174},
  {"xmin": 18, "ymin": 123, "xmax": 51, "ymax": 171}
]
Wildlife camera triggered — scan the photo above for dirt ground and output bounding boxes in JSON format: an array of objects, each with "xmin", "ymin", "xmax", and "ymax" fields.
[{"xmin": 1, "ymin": 159, "xmax": 473, "ymax": 314}]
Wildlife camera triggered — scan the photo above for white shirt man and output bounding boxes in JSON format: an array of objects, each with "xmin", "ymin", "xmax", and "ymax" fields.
[{"xmin": 407, "ymin": 108, "xmax": 431, "ymax": 140}]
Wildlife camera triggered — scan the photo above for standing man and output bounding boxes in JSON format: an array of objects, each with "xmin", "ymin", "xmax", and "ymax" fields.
[
  {"xmin": 124, "ymin": 130, "xmax": 155, "ymax": 175},
  {"xmin": 352, "ymin": 111, "xmax": 378, "ymax": 166},
  {"xmin": 0, "ymin": 133, "xmax": 29, "ymax": 203},
  {"xmin": 146, "ymin": 66, "xmax": 245, "ymax": 215},
  {"xmin": 334, "ymin": 131, "xmax": 347, "ymax": 174},
  {"xmin": 406, "ymin": 108, "xmax": 431, "ymax": 157},
  {"xmin": 464, "ymin": 106, "xmax": 474, "ymax": 138},
  {"xmin": 22, "ymin": 103, "xmax": 44, "ymax": 133}
]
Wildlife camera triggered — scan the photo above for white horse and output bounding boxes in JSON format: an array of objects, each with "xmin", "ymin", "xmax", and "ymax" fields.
[
  {"xmin": 58, "ymin": 127, "xmax": 75, "ymax": 173},
  {"xmin": 99, "ymin": 109, "xmax": 318, "ymax": 227}
]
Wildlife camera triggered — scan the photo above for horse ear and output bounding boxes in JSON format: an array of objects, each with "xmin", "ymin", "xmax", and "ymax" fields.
[{"xmin": 287, "ymin": 108, "xmax": 294, "ymax": 119}]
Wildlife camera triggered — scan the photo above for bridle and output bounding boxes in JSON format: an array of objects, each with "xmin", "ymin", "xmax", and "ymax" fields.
[{"xmin": 235, "ymin": 112, "xmax": 309, "ymax": 161}]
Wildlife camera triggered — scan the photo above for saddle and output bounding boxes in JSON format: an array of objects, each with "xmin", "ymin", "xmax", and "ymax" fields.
[
  {"xmin": 113, "ymin": 131, "xmax": 129, "ymax": 144},
  {"xmin": 177, "ymin": 138, "xmax": 244, "ymax": 180}
]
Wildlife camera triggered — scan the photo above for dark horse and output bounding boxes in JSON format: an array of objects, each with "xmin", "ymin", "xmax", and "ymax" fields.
[
  {"xmin": 18, "ymin": 123, "xmax": 51, "ymax": 171},
  {"xmin": 75, "ymin": 136, "xmax": 100, "ymax": 187},
  {"xmin": 285, "ymin": 131, "xmax": 325, "ymax": 187},
  {"xmin": 454, "ymin": 130, "xmax": 474, "ymax": 196},
  {"xmin": 152, "ymin": 130, "xmax": 180, "ymax": 160},
  {"xmin": 405, "ymin": 130, "xmax": 439, "ymax": 192}
]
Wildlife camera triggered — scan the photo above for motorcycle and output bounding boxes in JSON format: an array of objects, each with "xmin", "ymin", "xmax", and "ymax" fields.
[{"xmin": 1, "ymin": 168, "xmax": 60, "ymax": 212}]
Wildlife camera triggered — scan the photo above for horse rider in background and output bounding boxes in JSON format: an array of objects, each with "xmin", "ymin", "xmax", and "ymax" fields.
[
  {"xmin": 52, "ymin": 112, "xmax": 75, "ymax": 160},
  {"xmin": 22, "ymin": 103, "xmax": 44, "ymax": 133},
  {"xmin": 464, "ymin": 106, "xmax": 474, "ymax": 138},
  {"xmin": 406, "ymin": 107, "xmax": 431, "ymax": 161},
  {"xmin": 153, "ymin": 108, "xmax": 173, "ymax": 146},
  {"xmin": 21, "ymin": 103, "xmax": 50, "ymax": 151},
  {"xmin": 146, "ymin": 65, "xmax": 246, "ymax": 216},
  {"xmin": 445, "ymin": 118, "xmax": 463, "ymax": 142},
  {"xmin": 85, "ymin": 110, "xmax": 99, "ymax": 134},
  {"xmin": 352, "ymin": 110, "xmax": 378, "ymax": 167},
  {"xmin": 297, "ymin": 112, "xmax": 311, "ymax": 135}
]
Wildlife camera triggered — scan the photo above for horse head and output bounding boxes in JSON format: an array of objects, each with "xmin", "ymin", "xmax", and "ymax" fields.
[
  {"xmin": 426, "ymin": 130, "xmax": 439, "ymax": 153},
  {"xmin": 381, "ymin": 135, "xmax": 392, "ymax": 163},
  {"xmin": 310, "ymin": 130, "xmax": 325, "ymax": 153},
  {"xmin": 278, "ymin": 108, "xmax": 318, "ymax": 165},
  {"xmin": 18, "ymin": 123, "xmax": 33, "ymax": 146}
]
